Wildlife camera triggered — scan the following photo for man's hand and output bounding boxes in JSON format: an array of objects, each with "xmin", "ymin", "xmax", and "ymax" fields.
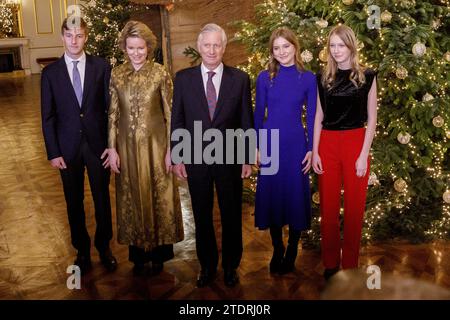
[
  {"xmin": 241, "ymin": 164, "xmax": 252, "ymax": 179},
  {"xmin": 50, "ymin": 157, "xmax": 67, "ymax": 169},
  {"xmin": 173, "ymin": 163, "xmax": 188, "ymax": 180}
]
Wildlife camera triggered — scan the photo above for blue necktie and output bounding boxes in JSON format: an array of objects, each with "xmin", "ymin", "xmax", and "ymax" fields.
[{"xmin": 72, "ymin": 61, "xmax": 83, "ymax": 107}]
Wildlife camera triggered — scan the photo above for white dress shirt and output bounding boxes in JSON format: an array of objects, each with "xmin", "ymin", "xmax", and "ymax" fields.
[
  {"xmin": 64, "ymin": 52, "xmax": 86, "ymax": 91},
  {"xmin": 200, "ymin": 62, "xmax": 223, "ymax": 100}
]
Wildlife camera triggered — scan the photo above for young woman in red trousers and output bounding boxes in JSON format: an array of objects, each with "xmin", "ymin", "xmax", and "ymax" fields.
[{"xmin": 312, "ymin": 25, "xmax": 377, "ymax": 280}]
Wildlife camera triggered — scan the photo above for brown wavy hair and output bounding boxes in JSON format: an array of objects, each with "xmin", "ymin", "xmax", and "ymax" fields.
[
  {"xmin": 322, "ymin": 24, "xmax": 366, "ymax": 89},
  {"xmin": 268, "ymin": 27, "xmax": 304, "ymax": 80}
]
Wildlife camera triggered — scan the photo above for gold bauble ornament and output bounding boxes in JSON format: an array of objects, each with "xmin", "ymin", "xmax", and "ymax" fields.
[
  {"xmin": 312, "ymin": 192, "xmax": 320, "ymax": 204},
  {"xmin": 301, "ymin": 50, "xmax": 313, "ymax": 63},
  {"xmin": 106, "ymin": 3, "xmax": 112, "ymax": 9},
  {"xmin": 397, "ymin": 132, "xmax": 411, "ymax": 144},
  {"xmin": 395, "ymin": 66, "xmax": 408, "ymax": 79},
  {"xmin": 103, "ymin": 17, "xmax": 109, "ymax": 24},
  {"xmin": 316, "ymin": 19, "xmax": 328, "ymax": 29},
  {"xmin": 446, "ymin": 130, "xmax": 450, "ymax": 139},
  {"xmin": 432, "ymin": 116, "xmax": 444, "ymax": 128},
  {"xmin": 394, "ymin": 178, "xmax": 407, "ymax": 192},
  {"xmin": 444, "ymin": 51, "xmax": 450, "ymax": 62},
  {"xmin": 412, "ymin": 42, "xmax": 426, "ymax": 57},
  {"xmin": 342, "ymin": 0, "xmax": 354, "ymax": 5},
  {"xmin": 443, "ymin": 191, "xmax": 450, "ymax": 204},
  {"xmin": 381, "ymin": 10, "xmax": 392, "ymax": 23},
  {"xmin": 357, "ymin": 40, "xmax": 364, "ymax": 50},
  {"xmin": 422, "ymin": 93, "xmax": 434, "ymax": 102},
  {"xmin": 319, "ymin": 48, "xmax": 328, "ymax": 62}
]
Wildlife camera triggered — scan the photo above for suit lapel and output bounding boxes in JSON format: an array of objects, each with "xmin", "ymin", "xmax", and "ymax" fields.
[
  {"xmin": 213, "ymin": 65, "xmax": 234, "ymax": 122},
  {"xmin": 81, "ymin": 55, "xmax": 94, "ymax": 111},
  {"xmin": 191, "ymin": 65, "xmax": 211, "ymax": 123}
]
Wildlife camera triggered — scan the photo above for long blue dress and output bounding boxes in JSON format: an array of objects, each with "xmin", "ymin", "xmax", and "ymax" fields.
[{"xmin": 254, "ymin": 65, "xmax": 317, "ymax": 231}]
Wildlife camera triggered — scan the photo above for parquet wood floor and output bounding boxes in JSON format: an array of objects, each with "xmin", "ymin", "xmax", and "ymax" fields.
[{"xmin": 0, "ymin": 75, "xmax": 449, "ymax": 300}]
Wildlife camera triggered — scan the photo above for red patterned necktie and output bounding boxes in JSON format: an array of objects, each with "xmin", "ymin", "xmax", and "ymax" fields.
[{"xmin": 206, "ymin": 71, "xmax": 217, "ymax": 120}]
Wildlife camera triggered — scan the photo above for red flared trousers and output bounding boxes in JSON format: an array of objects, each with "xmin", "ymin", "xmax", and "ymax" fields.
[{"xmin": 318, "ymin": 128, "xmax": 369, "ymax": 269}]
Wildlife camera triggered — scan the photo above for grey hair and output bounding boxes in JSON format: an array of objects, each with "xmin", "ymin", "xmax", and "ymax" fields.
[{"xmin": 197, "ymin": 23, "xmax": 227, "ymax": 47}]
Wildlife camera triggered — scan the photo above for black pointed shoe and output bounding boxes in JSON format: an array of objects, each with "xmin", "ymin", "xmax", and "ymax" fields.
[
  {"xmin": 323, "ymin": 267, "xmax": 340, "ymax": 280},
  {"xmin": 74, "ymin": 253, "xmax": 92, "ymax": 275},
  {"xmin": 100, "ymin": 249, "xmax": 118, "ymax": 272},
  {"xmin": 196, "ymin": 269, "xmax": 217, "ymax": 288},
  {"xmin": 224, "ymin": 269, "xmax": 239, "ymax": 287}
]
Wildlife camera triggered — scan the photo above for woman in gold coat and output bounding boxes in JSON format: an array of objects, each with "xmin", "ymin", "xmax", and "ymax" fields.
[{"xmin": 104, "ymin": 21, "xmax": 184, "ymax": 276}]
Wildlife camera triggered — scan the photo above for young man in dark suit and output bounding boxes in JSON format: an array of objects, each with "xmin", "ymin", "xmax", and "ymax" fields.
[
  {"xmin": 41, "ymin": 17, "xmax": 117, "ymax": 274},
  {"xmin": 171, "ymin": 23, "xmax": 254, "ymax": 288}
]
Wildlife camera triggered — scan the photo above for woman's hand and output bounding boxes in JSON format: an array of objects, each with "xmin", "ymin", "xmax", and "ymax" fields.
[
  {"xmin": 355, "ymin": 154, "xmax": 368, "ymax": 178},
  {"xmin": 312, "ymin": 151, "xmax": 324, "ymax": 175},
  {"xmin": 165, "ymin": 149, "xmax": 172, "ymax": 174},
  {"xmin": 102, "ymin": 148, "xmax": 120, "ymax": 173},
  {"xmin": 301, "ymin": 151, "xmax": 312, "ymax": 174}
]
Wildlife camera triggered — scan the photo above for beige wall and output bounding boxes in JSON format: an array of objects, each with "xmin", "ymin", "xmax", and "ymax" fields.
[
  {"xmin": 19, "ymin": 0, "xmax": 85, "ymax": 74},
  {"xmin": 164, "ymin": 0, "xmax": 259, "ymax": 73}
]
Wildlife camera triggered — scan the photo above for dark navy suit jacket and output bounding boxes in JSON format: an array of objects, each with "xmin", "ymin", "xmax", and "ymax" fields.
[{"xmin": 41, "ymin": 54, "xmax": 111, "ymax": 162}]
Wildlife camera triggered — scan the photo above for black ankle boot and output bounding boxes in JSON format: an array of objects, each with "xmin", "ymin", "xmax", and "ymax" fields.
[
  {"xmin": 279, "ymin": 244, "xmax": 298, "ymax": 274},
  {"xmin": 269, "ymin": 227, "xmax": 284, "ymax": 273},
  {"xmin": 270, "ymin": 244, "xmax": 285, "ymax": 273},
  {"xmin": 279, "ymin": 228, "xmax": 301, "ymax": 275}
]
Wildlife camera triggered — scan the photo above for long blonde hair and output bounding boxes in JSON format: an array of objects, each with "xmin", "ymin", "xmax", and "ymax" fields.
[
  {"xmin": 268, "ymin": 27, "xmax": 304, "ymax": 80},
  {"xmin": 322, "ymin": 25, "xmax": 365, "ymax": 89}
]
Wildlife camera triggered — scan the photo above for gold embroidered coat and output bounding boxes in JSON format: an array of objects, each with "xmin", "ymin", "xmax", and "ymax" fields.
[{"xmin": 108, "ymin": 60, "xmax": 184, "ymax": 250}]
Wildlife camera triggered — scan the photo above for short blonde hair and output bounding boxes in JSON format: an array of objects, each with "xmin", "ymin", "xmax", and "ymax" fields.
[
  {"xmin": 118, "ymin": 20, "xmax": 157, "ymax": 59},
  {"xmin": 197, "ymin": 23, "xmax": 227, "ymax": 47}
]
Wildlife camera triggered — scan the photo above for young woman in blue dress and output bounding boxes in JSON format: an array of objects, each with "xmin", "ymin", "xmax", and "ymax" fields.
[{"xmin": 254, "ymin": 27, "xmax": 317, "ymax": 274}]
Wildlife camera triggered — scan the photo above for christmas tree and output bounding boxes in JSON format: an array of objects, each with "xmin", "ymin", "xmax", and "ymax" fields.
[
  {"xmin": 0, "ymin": 3, "xmax": 19, "ymax": 38},
  {"xmin": 232, "ymin": 0, "xmax": 450, "ymax": 246},
  {"xmin": 81, "ymin": 0, "xmax": 150, "ymax": 66}
]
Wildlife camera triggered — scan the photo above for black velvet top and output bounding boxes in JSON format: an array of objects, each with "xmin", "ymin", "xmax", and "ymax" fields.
[{"xmin": 317, "ymin": 68, "xmax": 377, "ymax": 130}]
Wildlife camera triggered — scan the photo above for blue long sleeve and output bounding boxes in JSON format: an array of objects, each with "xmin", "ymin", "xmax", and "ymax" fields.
[{"xmin": 305, "ymin": 73, "xmax": 317, "ymax": 151}]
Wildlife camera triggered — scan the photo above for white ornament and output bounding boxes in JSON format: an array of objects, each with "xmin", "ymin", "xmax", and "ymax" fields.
[
  {"xmin": 422, "ymin": 93, "xmax": 434, "ymax": 102},
  {"xmin": 444, "ymin": 191, "xmax": 450, "ymax": 204},
  {"xmin": 432, "ymin": 116, "xmax": 444, "ymax": 128},
  {"xmin": 412, "ymin": 42, "xmax": 426, "ymax": 57},
  {"xmin": 301, "ymin": 50, "xmax": 313, "ymax": 63},
  {"xmin": 444, "ymin": 52, "xmax": 450, "ymax": 62},
  {"xmin": 368, "ymin": 172, "xmax": 379, "ymax": 186},
  {"xmin": 342, "ymin": 0, "xmax": 354, "ymax": 5},
  {"xmin": 316, "ymin": 19, "xmax": 328, "ymax": 29},
  {"xmin": 431, "ymin": 19, "xmax": 441, "ymax": 30},
  {"xmin": 381, "ymin": 10, "xmax": 392, "ymax": 23},
  {"xmin": 397, "ymin": 132, "xmax": 411, "ymax": 144}
]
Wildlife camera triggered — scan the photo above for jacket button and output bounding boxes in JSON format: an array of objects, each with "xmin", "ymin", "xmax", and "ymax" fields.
[{"xmin": 80, "ymin": 113, "xmax": 84, "ymax": 117}]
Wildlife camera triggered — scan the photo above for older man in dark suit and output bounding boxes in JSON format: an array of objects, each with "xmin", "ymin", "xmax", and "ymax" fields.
[
  {"xmin": 171, "ymin": 23, "xmax": 254, "ymax": 288},
  {"xmin": 41, "ymin": 17, "xmax": 117, "ymax": 274}
]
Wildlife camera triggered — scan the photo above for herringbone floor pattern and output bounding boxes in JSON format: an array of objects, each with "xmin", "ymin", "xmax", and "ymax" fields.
[{"xmin": 0, "ymin": 75, "xmax": 449, "ymax": 300}]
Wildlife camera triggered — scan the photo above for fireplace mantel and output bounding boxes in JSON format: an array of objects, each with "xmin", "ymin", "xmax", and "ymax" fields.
[{"xmin": 0, "ymin": 38, "xmax": 31, "ymax": 75}]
